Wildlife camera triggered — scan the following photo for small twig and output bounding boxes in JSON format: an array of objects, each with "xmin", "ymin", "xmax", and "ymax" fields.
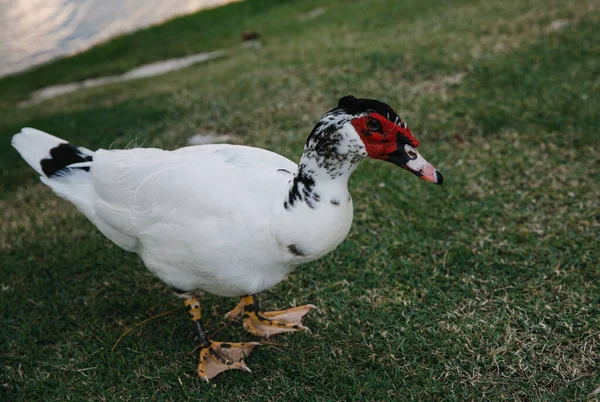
[
  {"xmin": 111, "ymin": 308, "xmax": 178, "ymax": 352},
  {"xmin": 187, "ymin": 344, "xmax": 204, "ymax": 356}
]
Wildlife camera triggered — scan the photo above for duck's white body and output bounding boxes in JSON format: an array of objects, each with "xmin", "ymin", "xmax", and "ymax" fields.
[
  {"xmin": 12, "ymin": 96, "xmax": 444, "ymax": 382},
  {"xmin": 12, "ymin": 97, "xmax": 441, "ymax": 301},
  {"xmin": 13, "ymin": 130, "xmax": 354, "ymax": 297},
  {"xmin": 93, "ymin": 144, "xmax": 353, "ymax": 296}
]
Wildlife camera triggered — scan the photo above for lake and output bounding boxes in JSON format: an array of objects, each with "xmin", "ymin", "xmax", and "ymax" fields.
[{"xmin": 0, "ymin": 0, "xmax": 237, "ymax": 77}]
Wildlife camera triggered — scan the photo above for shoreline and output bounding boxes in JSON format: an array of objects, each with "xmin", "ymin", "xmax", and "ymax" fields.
[
  {"xmin": 0, "ymin": 0, "xmax": 269, "ymax": 105},
  {"xmin": 0, "ymin": 0, "xmax": 241, "ymax": 79}
]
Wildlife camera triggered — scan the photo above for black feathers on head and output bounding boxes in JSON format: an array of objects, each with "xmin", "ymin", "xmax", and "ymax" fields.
[
  {"xmin": 337, "ymin": 95, "xmax": 358, "ymax": 109},
  {"xmin": 337, "ymin": 95, "xmax": 401, "ymax": 123}
]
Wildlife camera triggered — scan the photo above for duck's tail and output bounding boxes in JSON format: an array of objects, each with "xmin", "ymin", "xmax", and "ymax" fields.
[
  {"xmin": 11, "ymin": 127, "xmax": 99, "ymax": 218},
  {"xmin": 12, "ymin": 128, "xmax": 139, "ymax": 251},
  {"xmin": 11, "ymin": 127, "xmax": 94, "ymax": 177}
]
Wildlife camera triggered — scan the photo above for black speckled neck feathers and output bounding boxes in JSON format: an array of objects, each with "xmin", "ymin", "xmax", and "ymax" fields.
[{"xmin": 284, "ymin": 109, "xmax": 362, "ymax": 210}]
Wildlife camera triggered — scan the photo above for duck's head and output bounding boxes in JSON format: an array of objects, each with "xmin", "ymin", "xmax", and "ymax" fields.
[{"xmin": 307, "ymin": 95, "xmax": 443, "ymax": 185}]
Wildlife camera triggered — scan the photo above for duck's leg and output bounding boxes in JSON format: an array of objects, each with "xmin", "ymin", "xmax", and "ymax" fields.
[
  {"xmin": 183, "ymin": 296, "xmax": 259, "ymax": 381},
  {"xmin": 225, "ymin": 295, "xmax": 316, "ymax": 338}
]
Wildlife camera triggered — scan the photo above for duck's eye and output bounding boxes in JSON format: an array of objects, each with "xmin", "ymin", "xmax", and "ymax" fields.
[
  {"xmin": 366, "ymin": 118, "xmax": 381, "ymax": 132},
  {"xmin": 407, "ymin": 149, "xmax": 418, "ymax": 160}
]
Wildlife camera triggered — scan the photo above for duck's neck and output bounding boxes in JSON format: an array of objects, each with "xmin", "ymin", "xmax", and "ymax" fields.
[{"xmin": 284, "ymin": 117, "xmax": 362, "ymax": 210}]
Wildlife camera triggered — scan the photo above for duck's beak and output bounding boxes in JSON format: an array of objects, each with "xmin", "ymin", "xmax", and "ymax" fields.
[{"xmin": 387, "ymin": 144, "xmax": 443, "ymax": 185}]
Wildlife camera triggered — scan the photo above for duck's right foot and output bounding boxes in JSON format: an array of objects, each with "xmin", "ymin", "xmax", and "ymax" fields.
[
  {"xmin": 197, "ymin": 340, "xmax": 260, "ymax": 382},
  {"xmin": 182, "ymin": 295, "xmax": 260, "ymax": 381}
]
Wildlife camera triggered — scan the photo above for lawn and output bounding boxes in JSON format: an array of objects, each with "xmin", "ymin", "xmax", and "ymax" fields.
[{"xmin": 1, "ymin": 0, "xmax": 599, "ymax": 400}]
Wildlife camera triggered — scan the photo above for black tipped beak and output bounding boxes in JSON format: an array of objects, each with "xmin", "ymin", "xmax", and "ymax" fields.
[{"xmin": 387, "ymin": 146, "xmax": 443, "ymax": 185}]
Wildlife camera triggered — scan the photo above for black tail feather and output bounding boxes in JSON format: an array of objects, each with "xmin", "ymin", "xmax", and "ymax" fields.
[{"xmin": 41, "ymin": 143, "xmax": 93, "ymax": 178}]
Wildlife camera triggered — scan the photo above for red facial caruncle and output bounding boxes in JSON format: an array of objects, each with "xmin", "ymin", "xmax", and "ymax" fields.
[
  {"xmin": 350, "ymin": 113, "xmax": 419, "ymax": 160},
  {"xmin": 338, "ymin": 95, "xmax": 442, "ymax": 184}
]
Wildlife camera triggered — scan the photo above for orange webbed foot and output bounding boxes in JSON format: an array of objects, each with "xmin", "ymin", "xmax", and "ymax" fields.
[
  {"xmin": 197, "ymin": 341, "xmax": 260, "ymax": 382},
  {"xmin": 226, "ymin": 296, "xmax": 316, "ymax": 338}
]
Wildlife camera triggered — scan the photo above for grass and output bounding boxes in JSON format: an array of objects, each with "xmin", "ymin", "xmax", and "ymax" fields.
[{"xmin": 1, "ymin": 0, "xmax": 599, "ymax": 400}]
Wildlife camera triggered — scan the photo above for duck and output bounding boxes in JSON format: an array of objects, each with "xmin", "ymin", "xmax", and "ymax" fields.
[{"xmin": 11, "ymin": 95, "xmax": 443, "ymax": 381}]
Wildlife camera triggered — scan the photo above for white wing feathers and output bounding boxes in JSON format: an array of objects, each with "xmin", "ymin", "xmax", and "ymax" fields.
[{"xmin": 91, "ymin": 144, "xmax": 297, "ymax": 244}]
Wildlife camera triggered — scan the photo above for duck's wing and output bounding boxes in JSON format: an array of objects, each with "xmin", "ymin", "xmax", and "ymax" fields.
[{"xmin": 91, "ymin": 144, "xmax": 297, "ymax": 245}]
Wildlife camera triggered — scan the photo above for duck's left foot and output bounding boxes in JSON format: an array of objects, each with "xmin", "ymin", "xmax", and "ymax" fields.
[
  {"xmin": 225, "ymin": 295, "xmax": 316, "ymax": 338},
  {"xmin": 197, "ymin": 340, "xmax": 260, "ymax": 382}
]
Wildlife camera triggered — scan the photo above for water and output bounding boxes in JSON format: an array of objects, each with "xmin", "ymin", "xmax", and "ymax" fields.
[{"xmin": 0, "ymin": 0, "xmax": 237, "ymax": 77}]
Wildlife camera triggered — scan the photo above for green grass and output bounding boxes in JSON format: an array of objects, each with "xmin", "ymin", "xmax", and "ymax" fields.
[{"xmin": 1, "ymin": 0, "xmax": 599, "ymax": 400}]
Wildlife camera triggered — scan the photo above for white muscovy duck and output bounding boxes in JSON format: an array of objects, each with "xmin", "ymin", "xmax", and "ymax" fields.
[{"xmin": 12, "ymin": 95, "xmax": 443, "ymax": 381}]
